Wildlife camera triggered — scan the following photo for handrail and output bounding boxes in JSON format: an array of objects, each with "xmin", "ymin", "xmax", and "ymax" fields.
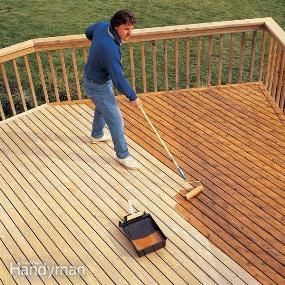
[
  {"xmin": 0, "ymin": 40, "xmax": 35, "ymax": 63},
  {"xmin": 129, "ymin": 18, "xmax": 269, "ymax": 42},
  {"xmin": 0, "ymin": 17, "xmax": 284, "ymax": 120},
  {"xmin": 33, "ymin": 35, "xmax": 88, "ymax": 51},
  {"xmin": 0, "ymin": 17, "xmax": 270, "ymax": 63},
  {"xmin": 265, "ymin": 18, "xmax": 285, "ymax": 48}
]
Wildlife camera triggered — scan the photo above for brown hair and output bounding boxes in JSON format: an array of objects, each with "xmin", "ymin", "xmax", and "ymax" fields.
[{"xmin": 110, "ymin": 9, "xmax": 136, "ymax": 28}]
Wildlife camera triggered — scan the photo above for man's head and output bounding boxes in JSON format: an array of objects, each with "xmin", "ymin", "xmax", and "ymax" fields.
[{"xmin": 110, "ymin": 9, "xmax": 136, "ymax": 41}]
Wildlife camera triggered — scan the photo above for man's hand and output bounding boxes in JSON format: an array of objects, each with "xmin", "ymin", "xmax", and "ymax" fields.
[{"xmin": 129, "ymin": 98, "xmax": 141, "ymax": 107}]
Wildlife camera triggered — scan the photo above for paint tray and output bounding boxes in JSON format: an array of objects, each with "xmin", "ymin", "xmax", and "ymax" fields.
[{"xmin": 119, "ymin": 212, "xmax": 167, "ymax": 257}]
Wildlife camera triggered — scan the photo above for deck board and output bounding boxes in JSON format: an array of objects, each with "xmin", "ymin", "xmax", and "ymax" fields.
[
  {"xmin": 119, "ymin": 100, "xmax": 284, "ymax": 284},
  {"xmin": 140, "ymin": 91, "xmax": 285, "ymax": 209},
  {"xmin": 1, "ymin": 82, "xmax": 283, "ymax": 284},
  {"xmin": 71, "ymin": 104, "xmax": 256, "ymax": 285},
  {"xmin": 0, "ymin": 87, "xmax": 263, "ymax": 284},
  {"xmin": 0, "ymin": 118, "xmax": 144, "ymax": 285},
  {"xmin": 115, "ymin": 82, "xmax": 285, "ymax": 285},
  {"xmin": 63, "ymin": 104, "xmax": 229, "ymax": 284},
  {"xmin": 46, "ymin": 106, "xmax": 197, "ymax": 284},
  {"xmin": 0, "ymin": 237, "xmax": 29, "ymax": 285}
]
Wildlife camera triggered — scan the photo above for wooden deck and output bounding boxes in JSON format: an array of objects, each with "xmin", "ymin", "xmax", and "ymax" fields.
[
  {"xmin": 0, "ymin": 82, "xmax": 284, "ymax": 285},
  {"xmin": 117, "ymin": 82, "xmax": 285, "ymax": 285}
]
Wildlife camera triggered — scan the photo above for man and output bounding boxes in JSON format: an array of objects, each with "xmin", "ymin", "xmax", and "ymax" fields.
[{"xmin": 83, "ymin": 10, "xmax": 140, "ymax": 170}]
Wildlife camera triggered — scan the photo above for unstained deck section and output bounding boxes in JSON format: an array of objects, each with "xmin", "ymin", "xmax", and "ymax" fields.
[{"xmin": 0, "ymin": 91, "xmax": 262, "ymax": 284}]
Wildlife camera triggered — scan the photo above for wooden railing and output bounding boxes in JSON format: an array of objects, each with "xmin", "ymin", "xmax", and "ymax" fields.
[{"xmin": 0, "ymin": 17, "xmax": 284, "ymax": 121}]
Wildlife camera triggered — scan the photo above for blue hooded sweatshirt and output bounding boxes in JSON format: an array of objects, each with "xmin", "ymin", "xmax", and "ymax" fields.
[{"xmin": 84, "ymin": 22, "xmax": 137, "ymax": 101}]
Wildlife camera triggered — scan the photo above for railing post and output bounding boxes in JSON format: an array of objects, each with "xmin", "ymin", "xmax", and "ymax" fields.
[
  {"xmin": 12, "ymin": 58, "xmax": 27, "ymax": 111},
  {"xmin": 272, "ymin": 45, "xmax": 282, "ymax": 99},
  {"xmin": 196, "ymin": 37, "xmax": 201, "ymax": 87},
  {"xmin": 207, "ymin": 35, "xmax": 213, "ymax": 86},
  {"xmin": 71, "ymin": 48, "xmax": 82, "ymax": 100},
  {"xmin": 275, "ymin": 50, "xmax": 285, "ymax": 106},
  {"xmin": 141, "ymin": 42, "xmax": 147, "ymax": 93},
  {"xmin": 163, "ymin": 40, "xmax": 169, "ymax": 91},
  {"xmin": 258, "ymin": 30, "xmax": 267, "ymax": 82},
  {"xmin": 249, "ymin": 30, "xmax": 257, "ymax": 81},
  {"xmin": 218, "ymin": 34, "xmax": 224, "ymax": 85},
  {"xmin": 0, "ymin": 100, "xmax": 5, "ymax": 120},
  {"xmin": 238, "ymin": 32, "xmax": 246, "ymax": 83},
  {"xmin": 265, "ymin": 37, "xmax": 274, "ymax": 87},
  {"xmin": 152, "ymin": 41, "xmax": 158, "ymax": 92},
  {"xmin": 129, "ymin": 44, "xmax": 136, "ymax": 91},
  {"xmin": 228, "ymin": 33, "xmax": 235, "ymax": 84},
  {"xmin": 47, "ymin": 51, "xmax": 60, "ymax": 102},
  {"xmin": 175, "ymin": 39, "xmax": 179, "ymax": 89},
  {"xmin": 23, "ymin": 55, "xmax": 38, "ymax": 107},
  {"xmin": 0, "ymin": 63, "xmax": 16, "ymax": 116},
  {"xmin": 186, "ymin": 38, "xmax": 191, "ymax": 88},
  {"xmin": 35, "ymin": 52, "xmax": 49, "ymax": 103},
  {"xmin": 59, "ymin": 50, "xmax": 71, "ymax": 101},
  {"xmin": 268, "ymin": 41, "xmax": 277, "ymax": 93}
]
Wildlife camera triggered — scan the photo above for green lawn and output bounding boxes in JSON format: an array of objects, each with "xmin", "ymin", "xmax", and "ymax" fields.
[
  {"xmin": 0, "ymin": 0, "xmax": 284, "ymax": 117},
  {"xmin": 0, "ymin": 0, "xmax": 284, "ymax": 48}
]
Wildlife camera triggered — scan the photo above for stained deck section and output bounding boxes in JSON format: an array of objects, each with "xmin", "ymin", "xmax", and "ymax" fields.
[
  {"xmin": 0, "ymin": 98, "xmax": 261, "ymax": 284},
  {"xmin": 116, "ymin": 82, "xmax": 285, "ymax": 285}
]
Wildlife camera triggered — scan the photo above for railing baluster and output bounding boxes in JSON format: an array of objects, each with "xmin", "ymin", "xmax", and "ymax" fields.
[
  {"xmin": 71, "ymin": 48, "xmax": 82, "ymax": 100},
  {"xmin": 275, "ymin": 50, "xmax": 285, "ymax": 106},
  {"xmin": 280, "ymin": 74, "xmax": 285, "ymax": 110},
  {"xmin": 0, "ymin": 19, "xmax": 284, "ymax": 119},
  {"xmin": 228, "ymin": 33, "xmax": 235, "ymax": 84},
  {"xmin": 186, "ymin": 38, "xmax": 190, "ymax": 88},
  {"xmin": 272, "ymin": 45, "xmax": 282, "ymax": 99},
  {"xmin": 0, "ymin": 63, "xmax": 16, "ymax": 116},
  {"xmin": 207, "ymin": 35, "xmax": 212, "ymax": 86},
  {"xmin": 141, "ymin": 42, "xmax": 147, "ymax": 93},
  {"xmin": 0, "ymin": 101, "xmax": 5, "ymax": 120},
  {"xmin": 175, "ymin": 39, "xmax": 179, "ymax": 89},
  {"xmin": 163, "ymin": 40, "xmax": 168, "ymax": 91},
  {"xmin": 258, "ymin": 30, "xmax": 267, "ymax": 82},
  {"xmin": 249, "ymin": 30, "xmax": 257, "ymax": 81},
  {"xmin": 12, "ymin": 59, "xmax": 27, "ymax": 111},
  {"xmin": 36, "ymin": 52, "xmax": 49, "ymax": 103},
  {"xmin": 152, "ymin": 41, "xmax": 157, "ymax": 92},
  {"xmin": 47, "ymin": 51, "xmax": 60, "ymax": 102},
  {"xmin": 83, "ymin": 48, "xmax": 88, "ymax": 63},
  {"xmin": 218, "ymin": 34, "xmax": 224, "ymax": 85},
  {"xmin": 196, "ymin": 37, "xmax": 201, "ymax": 87},
  {"xmin": 129, "ymin": 44, "xmax": 136, "ymax": 91},
  {"xmin": 238, "ymin": 32, "xmax": 246, "ymax": 83},
  {"xmin": 265, "ymin": 37, "xmax": 273, "ymax": 87},
  {"xmin": 59, "ymin": 50, "xmax": 71, "ymax": 101},
  {"xmin": 268, "ymin": 41, "xmax": 277, "ymax": 93},
  {"xmin": 23, "ymin": 55, "xmax": 38, "ymax": 107}
]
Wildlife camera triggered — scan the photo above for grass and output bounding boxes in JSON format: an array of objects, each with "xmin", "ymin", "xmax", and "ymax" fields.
[
  {"xmin": 0, "ymin": 0, "xmax": 284, "ymax": 117},
  {"xmin": 0, "ymin": 0, "xmax": 284, "ymax": 48}
]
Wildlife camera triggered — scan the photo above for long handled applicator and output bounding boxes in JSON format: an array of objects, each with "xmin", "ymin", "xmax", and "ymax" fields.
[{"xmin": 139, "ymin": 104, "xmax": 204, "ymax": 200}]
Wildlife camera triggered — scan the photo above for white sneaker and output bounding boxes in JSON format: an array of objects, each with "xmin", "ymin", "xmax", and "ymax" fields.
[
  {"xmin": 90, "ymin": 133, "xmax": 111, "ymax": 143},
  {"xmin": 116, "ymin": 156, "xmax": 139, "ymax": 170}
]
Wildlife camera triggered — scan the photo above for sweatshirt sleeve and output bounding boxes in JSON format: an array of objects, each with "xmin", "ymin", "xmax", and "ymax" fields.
[
  {"xmin": 104, "ymin": 57, "xmax": 137, "ymax": 101},
  {"xmin": 85, "ymin": 23, "xmax": 99, "ymax": 41}
]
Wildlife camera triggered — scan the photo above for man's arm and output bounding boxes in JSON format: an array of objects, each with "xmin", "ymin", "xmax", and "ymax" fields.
[
  {"xmin": 85, "ymin": 23, "xmax": 99, "ymax": 41},
  {"xmin": 105, "ymin": 57, "xmax": 138, "ymax": 101}
]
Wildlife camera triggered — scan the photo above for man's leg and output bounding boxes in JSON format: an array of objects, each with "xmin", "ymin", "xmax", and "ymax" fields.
[
  {"xmin": 103, "ymin": 101, "xmax": 129, "ymax": 159},
  {"xmin": 83, "ymin": 77, "xmax": 108, "ymax": 139},
  {"xmin": 84, "ymin": 78, "xmax": 137, "ymax": 168},
  {"xmin": 96, "ymin": 99, "xmax": 138, "ymax": 169},
  {"xmin": 91, "ymin": 106, "xmax": 106, "ymax": 138}
]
